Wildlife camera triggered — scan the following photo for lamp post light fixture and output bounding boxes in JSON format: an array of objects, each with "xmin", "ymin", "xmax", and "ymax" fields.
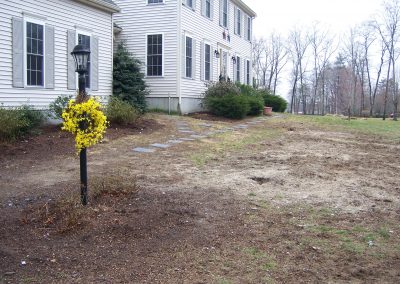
[
  {"xmin": 71, "ymin": 44, "xmax": 91, "ymax": 206},
  {"xmin": 231, "ymin": 56, "xmax": 237, "ymax": 64}
]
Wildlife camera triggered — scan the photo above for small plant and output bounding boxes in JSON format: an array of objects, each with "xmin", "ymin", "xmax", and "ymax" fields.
[
  {"xmin": 48, "ymin": 95, "xmax": 73, "ymax": 119},
  {"xmin": 0, "ymin": 105, "xmax": 44, "ymax": 141},
  {"xmin": 106, "ymin": 96, "xmax": 140, "ymax": 125}
]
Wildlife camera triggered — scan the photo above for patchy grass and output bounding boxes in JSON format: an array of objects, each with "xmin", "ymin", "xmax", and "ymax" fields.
[
  {"xmin": 189, "ymin": 126, "xmax": 283, "ymax": 167},
  {"xmin": 284, "ymin": 114, "xmax": 400, "ymax": 141}
]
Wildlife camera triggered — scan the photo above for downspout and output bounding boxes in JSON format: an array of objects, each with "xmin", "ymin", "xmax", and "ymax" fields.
[{"xmin": 177, "ymin": 0, "xmax": 182, "ymax": 110}]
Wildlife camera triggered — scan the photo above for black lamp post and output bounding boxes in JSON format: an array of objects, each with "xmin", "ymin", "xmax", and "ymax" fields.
[{"xmin": 71, "ymin": 44, "xmax": 90, "ymax": 206}]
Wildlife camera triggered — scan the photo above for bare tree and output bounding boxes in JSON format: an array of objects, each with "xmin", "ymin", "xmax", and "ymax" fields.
[
  {"xmin": 375, "ymin": 0, "xmax": 400, "ymax": 120},
  {"xmin": 289, "ymin": 27, "xmax": 311, "ymax": 114},
  {"xmin": 309, "ymin": 23, "xmax": 337, "ymax": 115}
]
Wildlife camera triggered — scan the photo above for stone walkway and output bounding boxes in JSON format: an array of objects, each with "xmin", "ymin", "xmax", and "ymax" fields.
[{"xmin": 133, "ymin": 116, "xmax": 270, "ymax": 154}]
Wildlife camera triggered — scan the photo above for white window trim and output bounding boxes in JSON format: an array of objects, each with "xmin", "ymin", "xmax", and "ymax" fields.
[
  {"xmin": 221, "ymin": 0, "xmax": 228, "ymax": 28},
  {"xmin": 203, "ymin": 40, "xmax": 212, "ymax": 81},
  {"xmin": 147, "ymin": 0, "xmax": 165, "ymax": 5},
  {"xmin": 203, "ymin": 0, "xmax": 212, "ymax": 19},
  {"xmin": 235, "ymin": 6, "xmax": 242, "ymax": 36},
  {"xmin": 245, "ymin": 59, "xmax": 251, "ymax": 85},
  {"xmin": 246, "ymin": 15, "xmax": 252, "ymax": 41},
  {"xmin": 235, "ymin": 54, "xmax": 241, "ymax": 83},
  {"xmin": 23, "ymin": 16, "xmax": 46, "ymax": 88},
  {"xmin": 145, "ymin": 32, "xmax": 165, "ymax": 78},
  {"xmin": 183, "ymin": 0, "xmax": 194, "ymax": 10},
  {"xmin": 75, "ymin": 29, "xmax": 92, "ymax": 91},
  {"xmin": 185, "ymin": 35, "xmax": 194, "ymax": 79}
]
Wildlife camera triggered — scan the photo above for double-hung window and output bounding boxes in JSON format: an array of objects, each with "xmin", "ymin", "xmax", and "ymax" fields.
[
  {"xmin": 246, "ymin": 60, "xmax": 250, "ymax": 85},
  {"xmin": 220, "ymin": 0, "xmax": 228, "ymax": 28},
  {"xmin": 246, "ymin": 16, "xmax": 252, "ymax": 41},
  {"xmin": 205, "ymin": 0, "xmax": 211, "ymax": 18},
  {"xmin": 147, "ymin": 34, "xmax": 163, "ymax": 76},
  {"xmin": 184, "ymin": 0, "xmax": 195, "ymax": 9},
  {"xmin": 236, "ymin": 56, "xmax": 240, "ymax": 83},
  {"xmin": 204, "ymin": 43, "xmax": 211, "ymax": 81},
  {"xmin": 77, "ymin": 33, "xmax": 91, "ymax": 88},
  {"xmin": 235, "ymin": 7, "xmax": 242, "ymax": 36},
  {"xmin": 26, "ymin": 21, "xmax": 44, "ymax": 86},
  {"xmin": 185, "ymin": 36, "xmax": 193, "ymax": 78}
]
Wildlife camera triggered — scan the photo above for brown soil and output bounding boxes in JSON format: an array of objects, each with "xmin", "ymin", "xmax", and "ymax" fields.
[{"xmin": 0, "ymin": 114, "xmax": 399, "ymax": 283}]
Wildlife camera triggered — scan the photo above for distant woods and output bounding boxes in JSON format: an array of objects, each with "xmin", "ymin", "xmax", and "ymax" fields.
[{"xmin": 252, "ymin": 0, "xmax": 400, "ymax": 119}]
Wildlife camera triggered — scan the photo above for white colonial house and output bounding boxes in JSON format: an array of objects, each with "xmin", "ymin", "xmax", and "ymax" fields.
[
  {"xmin": 0, "ymin": 0, "xmax": 120, "ymax": 108},
  {"xmin": 114, "ymin": 0, "xmax": 256, "ymax": 113}
]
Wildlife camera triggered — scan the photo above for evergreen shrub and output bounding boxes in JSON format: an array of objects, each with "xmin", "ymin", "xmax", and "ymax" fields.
[{"xmin": 113, "ymin": 42, "xmax": 148, "ymax": 113}]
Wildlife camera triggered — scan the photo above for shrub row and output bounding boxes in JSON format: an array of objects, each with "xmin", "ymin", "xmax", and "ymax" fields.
[{"xmin": 203, "ymin": 81, "xmax": 287, "ymax": 119}]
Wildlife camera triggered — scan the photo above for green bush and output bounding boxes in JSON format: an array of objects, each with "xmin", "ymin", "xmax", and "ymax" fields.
[
  {"xmin": 205, "ymin": 95, "xmax": 250, "ymax": 119},
  {"xmin": 113, "ymin": 42, "xmax": 148, "ymax": 113},
  {"xmin": 204, "ymin": 81, "xmax": 241, "ymax": 98},
  {"xmin": 246, "ymin": 95, "xmax": 264, "ymax": 116},
  {"xmin": 258, "ymin": 90, "xmax": 287, "ymax": 112},
  {"xmin": 48, "ymin": 95, "xmax": 73, "ymax": 119},
  {"xmin": 0, "ymin": 105, "xmax": 44, "ymax": 141},
  {"xmin": 235, "ymin": 82, "xmax": 258, "ymax": 96},
  {"xmin": 106, "ymin": 96, "xmax": 140, "ymax": 125}
]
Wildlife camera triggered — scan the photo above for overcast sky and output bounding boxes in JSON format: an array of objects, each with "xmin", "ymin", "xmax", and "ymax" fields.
[
  {"xmin": 245, "ymin": 0, "xmax": 384, "ymax": 39},
  {"xmin": 244, "ymin": 0, "xmax": 385, "ymax": 97}
]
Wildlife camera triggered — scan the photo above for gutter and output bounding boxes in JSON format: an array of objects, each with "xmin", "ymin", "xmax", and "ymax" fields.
[
  {"xmin": 231, "ymin": 0, "xmax": 257, "ymax": 17},
  {"xmin": 74, "ymin": 0, "xmax": 121, "ymax": 13}
]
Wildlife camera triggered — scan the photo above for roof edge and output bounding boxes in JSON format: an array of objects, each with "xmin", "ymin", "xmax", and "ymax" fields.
[
  {"xmin": 232, "ymin": 0, "xmax": 257, "ymax": 17},
  {"xmin": 74, "ymin": 0, "xmax": 120, "ymax": 13}
]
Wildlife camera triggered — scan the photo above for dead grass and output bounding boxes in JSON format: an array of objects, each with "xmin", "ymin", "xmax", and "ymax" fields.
[{"xmin": 21, "ymin": 173, "xmax": 139, "ymax": 233}]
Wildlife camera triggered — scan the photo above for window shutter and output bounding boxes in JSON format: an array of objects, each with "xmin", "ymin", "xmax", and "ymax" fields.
[
  {"xmin": 210, "ymin": 0, "xmax": 214, "ymax": 20},
  {"xmin": 201, "ymin": 0, "xmax": 206, "ymax": 17},
  {"xmin": 67, "ymin": 30, "xmax": 76, "ymax": 90},
  {"xmin": 244, "ymin": 15, "xmax": 248, "ymax": 40},
  {"xmin": 234, "ymin": 7, "xmax": 237, "ymax": 34},
  {"xmin": 91, "ymin": 36, "xmax": 99, "ymax": 91},
  {"xmin": 193, "ymin": 0, "xmax": 196, "ymax": 11},
  {"xmin": 192, "ymin": 38, "xmax": 197, "ymax": 79},
  {"xmin": 12, "ymin": 17, "xmax": 24, "ymax": 88},
  {"xmin": 200, "ymin": 41, "xmax": 204, "ymax": 81},
  {"xmin": 45, "ymin": 25, "xmax": 55, "ymax": 89},
  {"xmin": 210, "ymin": 45, "xmax": 214, "ymax": 81},
  {"xmin": 182, "ymin": 35, "xmax": 186, "ymax": 78},
  {"xmin": 227, "ymin": 1, "xmax": 230, "ymax": 29},
  {"xmin": 219, "ymin": 0, "xmax": 223, "ymax": 26}
]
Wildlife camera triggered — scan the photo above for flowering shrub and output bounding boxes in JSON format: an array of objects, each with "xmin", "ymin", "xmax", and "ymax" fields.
[{"xmin": 62, "ymin": 97, "xmax": 107, "ymax": 153}]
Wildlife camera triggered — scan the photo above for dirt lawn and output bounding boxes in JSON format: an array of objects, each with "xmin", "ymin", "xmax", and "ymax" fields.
[{"xmin": 0, "ymin": 114, "xmax": 399, "ymax": 283}]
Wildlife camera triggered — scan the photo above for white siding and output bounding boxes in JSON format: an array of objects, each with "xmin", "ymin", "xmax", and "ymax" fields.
[
  {"xmin": 113, "ymin": 0, "xmax": 178, "ymax": 99},
  {"xmin": 0, "ymin": 0, "xmax": 114, "ymax": 108},
  {"xmin": 180, "ymin": 0, "xmax": 253, "ymax": 102}
]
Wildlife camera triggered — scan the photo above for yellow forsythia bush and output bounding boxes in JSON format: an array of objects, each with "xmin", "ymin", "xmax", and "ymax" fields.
[{"xmin": 62, "ymin": 97, "xmax": 108, "ymax": 153}]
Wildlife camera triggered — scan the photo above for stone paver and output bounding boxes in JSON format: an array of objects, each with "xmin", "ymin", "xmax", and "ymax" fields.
[
  {"xmin": 167, "ymin": 140, "xmax": 184, "ymax": 144},
  {"xmin": 190, "ymin": 135, "xmax": 207, "ymax": 139},
  {"xmin": 133, "ymin": 147, "xmax": 156, "ymax": 153},
  {"xmin": 150, "ymin": 143, "xmax": 171, "ymax": 148},
  {"xmin": 132, "ymin": 116, "xmax": 271, "ymax": 154}
]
